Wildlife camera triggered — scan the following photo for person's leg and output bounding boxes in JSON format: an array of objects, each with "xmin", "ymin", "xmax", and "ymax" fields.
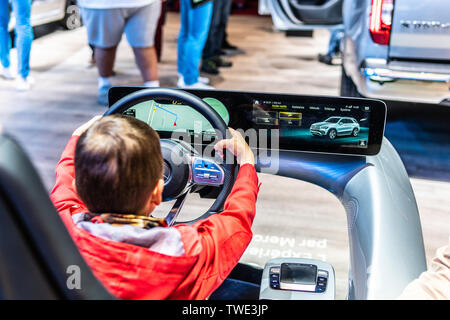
[
  {"xmin": 202, "ymin": 0, "xmax": 221, "ymax": 61},
  {"xmin": 94, "ymin": 46, "xmax": 117, "ymax": 78},
  {"xmin": 207, "ymin": 0, "xmax": 233, "ymax": 69},
  {"xmin": 215, "ymin": 0, "xmax": 232, "ymax": 56},
  {"xmin": 319, "ymin": 27, "xmax": 344, "ymax": 65},
  {"xmin": 95, "ymin": 45, "xmax": 118, "ymax": 104},
  {"xmin": 326, "ymin": 29, "xmax": 340, "ymax": 56},
  {"xmin": 182, "ymin": 0, "xmax": 213, "ymax": 85},
  {"xmin": 10, "ymin": 0, "xmax": 33, "ymax": 80},
  {"xmin": 227, "ymin": 262, "xmax": 264, "ymax": 285},
  {"xmin": 80, "ymin": 7, "xmax": 124, "ymax": 104},
  {"xmin": 177, "ymin": 0, "xmax": 190, "ymax": 79},
  {"xmin": 88, "ymin": 44, "xmax": 96, "ymax": 66},
  {"xmin": 132, "ymin": 47, "xmax": 158, "ymax": 83},
  {"xmin": 154, "ymin": 0, "xmax": 167, "ymax": 62},
  {"xmin": 125, "ymin": 2, "xmax": 161, "ymax": 85},
  {"xmin": 0, "ymin": 0, "xmax": 11, "ymax": 71},
  {"xmin": 200, "ymin": 0, "xmax": 223, "ymax": 75},
  {"xmin": 209, "ymin": 278, "xmax": 261, "ymax": 300},
  {"xmin": 331, "ymin": 28, "xmax": 344, "ymax": 56},
  {"xmin": 221, "ymin": 0, "xmax": 238, "ymax": 51},
  {"xmin": 209, "ymin": 263, "xmax": 263, "ymax": 300}
]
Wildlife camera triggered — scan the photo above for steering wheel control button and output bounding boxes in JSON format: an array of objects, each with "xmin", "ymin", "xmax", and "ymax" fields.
[{"xmin": 192, "ymin": 157, "xmax": 224, "ymax": 186}]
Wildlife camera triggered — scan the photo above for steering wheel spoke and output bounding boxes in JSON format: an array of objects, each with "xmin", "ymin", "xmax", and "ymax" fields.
[{"xmin": 165, "ymin": 186, "xmax": 192, "ymax": 226}]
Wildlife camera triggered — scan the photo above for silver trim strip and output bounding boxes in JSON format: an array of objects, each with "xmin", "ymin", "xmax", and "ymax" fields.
[{"xmin": 363, "ymin": 67, "xmax": 450, "ymax": 82}]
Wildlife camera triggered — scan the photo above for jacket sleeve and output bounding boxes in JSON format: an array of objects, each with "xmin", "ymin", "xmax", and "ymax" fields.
[
  {"xmin": 174, "ymin": 164, "xmax": 260, "ymax": 299},
  {"xmin": 50, "ymin": 136, "xmax": 87, "ymax": 215}
]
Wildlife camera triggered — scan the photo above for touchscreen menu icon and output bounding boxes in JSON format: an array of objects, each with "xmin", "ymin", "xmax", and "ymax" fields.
[
  {"xmin": 255, "ymin": 111, "xmax": 278, "ymax": 125},
  {"xmin": 253, "ymin": 99, "xmax": 303, "ymax": 127},
  {"xmin": 279, "ymin": 112, "xmax": 302, "ymax": 126}
]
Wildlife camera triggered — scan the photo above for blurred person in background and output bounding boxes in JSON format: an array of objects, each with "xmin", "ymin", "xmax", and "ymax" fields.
[
  {"xmin": 177, "ymin": 0, "xmax": 214, "ymax": 89},
  {"xmin": 77, "ymin": 0, "xmax": 161, "ymax": 105},
  {"xmin": 318, "ymin": 27, "xmax": 344, "ymax": 65},
  {"xmin": 154, "ymin": 0, "xmax": 167, "ymax": 62},
  {"xmin": 222, "ymin": 30, "xmax": 238, "ymax": 51},
  {"xmin": 200, "ymin": 0, "xmax": 234, "ymax": 75},
  {"xmin": 0, "ymin": 0, "xmax": 34, "ymax": 91}
]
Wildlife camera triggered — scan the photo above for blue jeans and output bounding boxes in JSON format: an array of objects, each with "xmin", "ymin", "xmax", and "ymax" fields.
[
  {"xmin": 202, "ymin": 0, "xmax": 232, "ymax": 60},
  {"xmin": 210, "ymin": 263, "xmax": 263, "ymax": 300},
  {"xmin": 327, "ymin": 28, "xmax": 344, "ymax": 56},
  {"xmin": 177, "ymin": 0, "xmax": 213, "ymax": 85},
  {"xmin": 0, "ymin": 0, "xmax": 33, "ymax": 78}
]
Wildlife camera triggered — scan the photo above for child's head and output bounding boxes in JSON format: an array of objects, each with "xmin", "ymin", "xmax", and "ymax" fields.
[{"xmin": 74, "ymin": 115, "xmax": 164, "ymax": 216}]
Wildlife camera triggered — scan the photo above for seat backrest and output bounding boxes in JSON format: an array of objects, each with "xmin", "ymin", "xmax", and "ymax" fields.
[{"xmin": 0, "ymin": 134, "xmax": 113, "ymax": 299}]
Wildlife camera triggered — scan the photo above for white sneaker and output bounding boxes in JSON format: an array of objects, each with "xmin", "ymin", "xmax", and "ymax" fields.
[
  {"xmin": 1, "ymin": 67, "xmax": 16, "ymax": 80},
  {"xmin": 180, "ymin": 81, "xmax": 215, "ymax": 90},
  {"xmin": 16, "ymin": 76, "xmax": 34, "ymax": 91},
  {"xmin": 198, "ymin": 76, "xmax": 210, "ymax": 84},
  {"xmin": 177, "ymin": 74, "xmax": 210, "ymax": 87},
  {"xmin": 144, "ymin": 80, "xmax": 160, "ymax": 88}
]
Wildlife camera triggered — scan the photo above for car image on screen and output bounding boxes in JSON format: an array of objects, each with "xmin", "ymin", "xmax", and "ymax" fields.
[{"xmin": 310, "ymin": 117, "xmax": 360, "ymax": 140}]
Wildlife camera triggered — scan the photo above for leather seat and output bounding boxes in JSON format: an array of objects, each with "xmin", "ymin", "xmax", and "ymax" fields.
[{"xmin": 0, "ymin": 134, "xmax": 113, "ymax": 299}]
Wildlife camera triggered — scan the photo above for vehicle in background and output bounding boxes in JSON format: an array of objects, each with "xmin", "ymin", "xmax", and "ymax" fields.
[
  {"xmin": 8, "ymin": 0, "xmax": 81, "ymax": 32},
  {"xmin": 340, "ymin": 0, "xmax": 450, "ymax": 105},
  {"xmin": 260, "ymin": 0, "xmax": 450, "ymax": 106},
  {"xmin": 310, "ymin": 116, "xmax": 360, "ymax": 139},
  {"xmin": 258, "ymin": 0, "xmax": 343, "ymax": 31}
]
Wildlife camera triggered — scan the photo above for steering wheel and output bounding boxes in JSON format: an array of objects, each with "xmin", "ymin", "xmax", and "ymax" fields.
[{"xmin": 104, "ymin": 88, "xmax": 237, "ymax": 225}]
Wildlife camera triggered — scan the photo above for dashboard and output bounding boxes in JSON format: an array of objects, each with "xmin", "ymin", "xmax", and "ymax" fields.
[{"xmin": 109, "ymin": 87, "xmax": 386, "ymax": 156}]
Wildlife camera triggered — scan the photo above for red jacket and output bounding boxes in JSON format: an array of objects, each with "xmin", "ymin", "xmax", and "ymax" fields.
[{"xmin": 50, "ymin": 136, "xmax": 259, "ymax": 300}]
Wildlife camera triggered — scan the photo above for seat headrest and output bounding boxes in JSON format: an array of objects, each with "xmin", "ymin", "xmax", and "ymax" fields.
[{"xmin": 0, "ymin": 134, "xmax": 113, "ymax": 299}]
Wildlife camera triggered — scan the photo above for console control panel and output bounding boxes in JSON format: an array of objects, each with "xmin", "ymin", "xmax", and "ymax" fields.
[{"xmin": 260, "ymin": 258, "xmax": 335, "ymax": 300}]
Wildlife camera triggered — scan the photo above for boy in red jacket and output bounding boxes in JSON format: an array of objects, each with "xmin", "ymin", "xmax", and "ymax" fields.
[{"xmin": 50, "ymin": 114, "xmax": 260, "ymax": 300}]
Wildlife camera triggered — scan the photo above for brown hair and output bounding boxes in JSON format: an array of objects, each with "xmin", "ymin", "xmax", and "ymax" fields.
[{"xmin": 74, "ymin": 115, "xmax": 163, "ymax": 214}]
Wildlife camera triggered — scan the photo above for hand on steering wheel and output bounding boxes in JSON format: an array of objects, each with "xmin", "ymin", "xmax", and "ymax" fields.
[{"xmin": 214, "ymin": 128, "xmax": 255, "ymax": 166}]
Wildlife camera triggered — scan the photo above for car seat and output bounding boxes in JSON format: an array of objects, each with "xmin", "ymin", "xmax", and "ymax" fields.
[{"xmin": 0, "ymin": 133, "xmax": 113, "ymax": 299}]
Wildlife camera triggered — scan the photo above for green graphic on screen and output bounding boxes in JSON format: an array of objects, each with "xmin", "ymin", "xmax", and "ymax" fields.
[{"xmin": 126, "ymin": 97, "xmax": 229, "ymax": 133}]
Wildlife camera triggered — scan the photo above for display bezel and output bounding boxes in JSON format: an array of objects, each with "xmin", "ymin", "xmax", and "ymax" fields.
[{"xmin": 109, "ymin": 87, "xmax": 386, "ymax": 156}]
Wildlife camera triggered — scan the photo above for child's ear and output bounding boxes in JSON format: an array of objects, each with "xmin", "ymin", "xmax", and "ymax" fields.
[
  {"xmin": 144, "ymin": 179, "xmax": 164, "ymax": 216},
  {"xmin": 151, "ymin": 179, "xmax": 164, "ymax": 206}
]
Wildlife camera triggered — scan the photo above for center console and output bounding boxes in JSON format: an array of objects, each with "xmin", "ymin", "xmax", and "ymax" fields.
[{"xmin": 259, "ymin": 258, "xmax": 335, "ymax": 300}]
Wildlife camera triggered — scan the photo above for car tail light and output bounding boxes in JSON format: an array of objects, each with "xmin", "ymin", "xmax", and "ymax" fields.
[{"xmin": 369, "ymin": 0, "xmax": 394, "ymax": 45}]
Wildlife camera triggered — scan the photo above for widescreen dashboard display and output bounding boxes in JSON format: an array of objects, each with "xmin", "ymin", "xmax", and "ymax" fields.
[
  {"xmin": 251, "ymin": 98, "xmax": 372, "ymax": 151},
  {"xmin": 109, "ymin": 87, "xmax": 386, "ymax": 156}
]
